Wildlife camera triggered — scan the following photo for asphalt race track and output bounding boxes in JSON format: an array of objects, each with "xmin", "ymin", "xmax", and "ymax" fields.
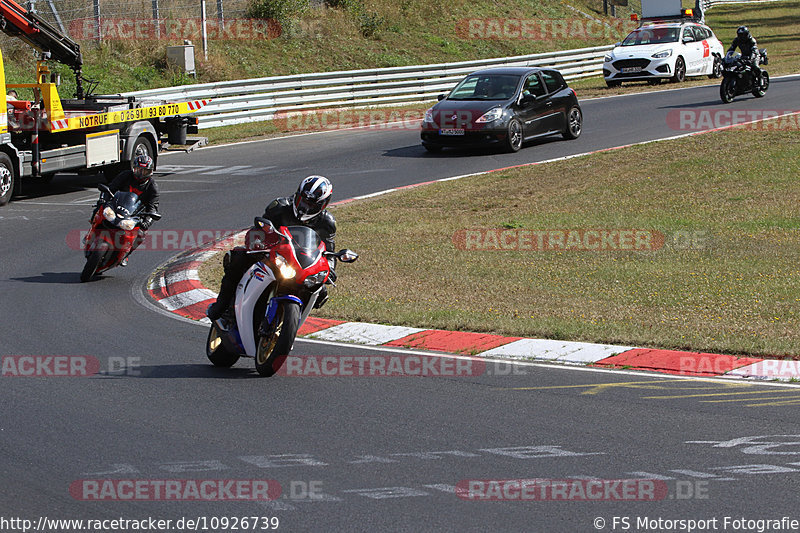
[{"xmin": 2, "ymin": 78, "xmax": 800, "ymax": 532}]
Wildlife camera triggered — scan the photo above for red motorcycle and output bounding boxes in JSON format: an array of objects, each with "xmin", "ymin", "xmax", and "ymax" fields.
[
  {"xmin": 206, "ymin": 217, "xmax": 358, "ymax": 376},
  {"xmin": 80, "ymin": 184, "xmax": 160, "ymax": 282}
]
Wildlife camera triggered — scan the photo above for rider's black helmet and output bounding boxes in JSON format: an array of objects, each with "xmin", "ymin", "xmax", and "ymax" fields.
[
  {"xmin": 737, "ymin": 26, "xmax": 750, "ymax": 39},
  {"xmin": 132, "ymin": 154, "xmax": 154, "ymax": 186},
  {"xmin": 293, "ymin": 175, "xmax": 332, "ymax": 222}
]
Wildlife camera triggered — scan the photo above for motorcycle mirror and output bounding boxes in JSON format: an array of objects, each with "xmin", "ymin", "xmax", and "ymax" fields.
[
  {"xmin": 337, "ymin": 249, "xmax": 359, "ymax": 263},
  {"xmin": 98, "ymin": 183, "xmax": 112, "ymax": 195},
  {"xmin": 254, "ymin": 216, "xmax": 277, "ymax": 232}
]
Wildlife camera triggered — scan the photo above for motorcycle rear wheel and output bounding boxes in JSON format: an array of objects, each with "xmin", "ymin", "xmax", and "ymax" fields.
[
  {"xmin": 206, "ymin": 323, "xmax": 240, "ymax": 367},
  {"xmin": 80, "ymin": 241, "xmax": 109, "ymax": 282},
  {"xmin": 254, "ymin": 301, "xmax": 300, "ymax": 377},
  {"xmin": 720, "ymin": 78, "xmax": 736, "ymax": 104}
]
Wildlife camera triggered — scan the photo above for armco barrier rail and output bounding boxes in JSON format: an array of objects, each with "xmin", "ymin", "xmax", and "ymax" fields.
[{"xmin": 123, "ymin": 46, "xmax": 612, "ymax": 129}]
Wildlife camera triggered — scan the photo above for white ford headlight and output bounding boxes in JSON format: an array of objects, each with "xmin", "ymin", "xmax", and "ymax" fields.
[
  {"xmin": 652, "ymin": 50, "xmax": 672, "ymax": 59},
  {"xmin": 604, "ymin": 53, "xmax": 613, "ymax": 62},
  {"xmin": 424, "ymin": 108, "xmax": 434, "ymax": 123}
]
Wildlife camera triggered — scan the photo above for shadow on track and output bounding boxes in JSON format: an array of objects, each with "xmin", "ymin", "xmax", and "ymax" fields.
[
  {"xmin": 102, "ymin": 364, "xmax": 259, "ymax": 379},
  {"xmin": 10, "ymin": 272, "xmax": 86, "ymax": 284}
]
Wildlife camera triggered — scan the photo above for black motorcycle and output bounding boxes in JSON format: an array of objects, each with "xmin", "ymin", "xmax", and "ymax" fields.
[{"xmin": 720, "ymin": 49, "xmax": 769, "ymax": 103}]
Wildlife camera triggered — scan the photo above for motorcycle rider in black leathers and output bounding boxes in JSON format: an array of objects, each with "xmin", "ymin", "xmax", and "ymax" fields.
[
  {"xmin": 206, "ymin": 175, "xmax": 336, "ymax": 321},
  {"xmin": 95, "ymin": 154, "xmax": 159, "ymax": 266},
  {"xmin": 728, "ymin": 25, "xmax": 762, "ymax": 86}
]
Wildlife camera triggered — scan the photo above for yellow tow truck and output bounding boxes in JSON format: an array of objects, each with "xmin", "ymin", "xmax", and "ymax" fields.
[{"xmin": 0, "ymin": 0, "xmax": 209, "ymax": 206}]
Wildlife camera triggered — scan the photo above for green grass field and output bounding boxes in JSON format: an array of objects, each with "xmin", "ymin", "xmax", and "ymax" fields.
[{"xmin": 201, "ymin": 123, "xmax": 800, "ymax": 359}]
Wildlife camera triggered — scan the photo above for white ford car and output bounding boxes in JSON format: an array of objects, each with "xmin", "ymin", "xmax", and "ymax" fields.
[{"xmin": 603, "ymin": 21, "xmax": 725, "ymax": 87}]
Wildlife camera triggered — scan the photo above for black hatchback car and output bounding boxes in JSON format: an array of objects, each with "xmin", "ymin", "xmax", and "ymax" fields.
[{"xmin": 420, "ymin": 67, "xmax": 582, "ymax": 153}]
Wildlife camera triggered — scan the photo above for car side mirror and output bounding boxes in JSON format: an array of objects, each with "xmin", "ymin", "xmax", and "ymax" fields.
[
  {"xmin": 615, "ymin": 42, "xmax": 621, "ymax": 47},
  {"xmin": 519, "ymin": 92, "xmax": 536, "ymax": 105},
  {"xmin": 437, "ymin": 94, "xmax": 446, "ymax": 101},
  {"xmin": 683, "ymin": 37, "xmax": 693, "ymax": 44}
]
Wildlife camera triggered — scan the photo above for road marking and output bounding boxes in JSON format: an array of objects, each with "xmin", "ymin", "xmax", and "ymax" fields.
[
  {"xmin": 643, "ymin": 390, "xmax": 787, "ymax": 400},
  {"xmin": 501, "ymin": 379, "xmax": 741, "ymax": 395}
]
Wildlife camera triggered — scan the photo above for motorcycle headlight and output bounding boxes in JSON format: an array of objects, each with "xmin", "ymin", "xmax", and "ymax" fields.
[
  {"xmin": 475, "ymin": 107, "xmax": 503, "ymax": 123},
  {"xmin": 303, "ymin": 272, "xmax": 327, "ymax": 288},
  {"xmin": 118, "ymin": 218, "xmax": 136, "ymax": 231},
  {"xmin": 424, "ymin": 108, "xmax": 434, "ymax": 123},
  {"xmin": 103, "ymin": 207, "xmax": 116, "ymax": 222},
  {"xmin": 652, "ymin": 49, "xmax": 672, "ymax": 59},
  {"xmin": 274, "ymin": 254, "xmax": 296, "ymax": 279}
]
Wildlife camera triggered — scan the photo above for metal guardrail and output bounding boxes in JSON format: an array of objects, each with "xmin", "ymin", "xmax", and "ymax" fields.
[
  {"xmin": 704, "ymin": 0, "xmax": 790, "ymax": 7},
  {"xmin": 123, "ymin": 45, "xmax": 613, "ymax": 128}
]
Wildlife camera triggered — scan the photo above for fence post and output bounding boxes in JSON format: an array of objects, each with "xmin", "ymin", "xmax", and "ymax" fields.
[
  {"xmin": 201, "ymin": 0, "xmax": 208, "ymax": 59},
  {"xmin": 217, "ymin": 0, "xmax": 224, "ymax": 29},
  {"xmin": 93, "ymin": 0, "xmax": 101, "ymax": 42},
  {"xmin": 152, "ymin": 0, "xmax": 160, "ymax": 39}
]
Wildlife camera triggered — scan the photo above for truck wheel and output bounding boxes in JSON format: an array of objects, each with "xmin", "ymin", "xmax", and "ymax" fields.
[
  {"xmin": 0, "ymin": 153, "xmax": 15, "ymax": 207},
  {"xmin": 131, "ymin": 136, "xmax": 155, "ymax": 167}
]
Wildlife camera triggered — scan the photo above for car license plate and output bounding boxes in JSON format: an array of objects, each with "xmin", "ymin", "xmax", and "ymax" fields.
[
  {"xmin": 440, "ymin": 128, "xmax": 465, "ymax": 136},
  {"xmin": 621, "ymin": 67, "xmax": 642, "ymax": 73}
]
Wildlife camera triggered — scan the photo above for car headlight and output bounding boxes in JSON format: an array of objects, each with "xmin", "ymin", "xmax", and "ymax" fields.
[
  {"xmin": 652, "ymin": 50, "xmax": 672, "ymax": 59},
  {"xmin": 475, "ymin": 107, "xmax": 503, "ymax": 123},
  {"xmin": 118, "ymin": 218, "xmax": 136, "ymax": 231},
  {"xmin": 604, "ymin": 54, "xmax": 613, "ymax": 62},
  {"xmin": 424, "ymin": 108, "xmax": 434, "ymax": 123},
  {"xmin": 103, "ymin": 207, "xmax": 116, "ymax": 222},
  {"xmin": 274, "ymin": 254, "xmax": 296, "ymax": 279}
]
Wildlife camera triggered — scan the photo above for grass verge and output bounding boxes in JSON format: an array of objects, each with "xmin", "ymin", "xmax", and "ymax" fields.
[{"xmin": 200, "ymin": 122, "xmax": 800, "ymax": 359}]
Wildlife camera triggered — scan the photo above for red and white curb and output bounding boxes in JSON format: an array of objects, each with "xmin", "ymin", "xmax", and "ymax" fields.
[{"xmin": 146, "ymin": 239, "xmax": 800, "ymax": 382}]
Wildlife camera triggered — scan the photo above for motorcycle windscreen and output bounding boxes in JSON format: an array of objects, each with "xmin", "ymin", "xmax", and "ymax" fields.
[
  {"xmin": 113, "ymin": 191, "xmax": 141, "ymax": 217},
  {"xmin": 285, "ymin": 225, "xmax": 323, "ymax": 269}
]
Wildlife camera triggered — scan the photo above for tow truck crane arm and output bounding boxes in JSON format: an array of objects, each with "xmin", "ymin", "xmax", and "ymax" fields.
[{"xmin": 0, "ymin": 0, "xmax": 85, "ymax": 98}]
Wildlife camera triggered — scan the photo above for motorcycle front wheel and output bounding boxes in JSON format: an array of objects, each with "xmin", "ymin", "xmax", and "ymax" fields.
[
  {"xmin": 720, "ymin": 78, "xmax": 736, "ymax": 104},
  {"xmin": 752, "ymin": 71, "xmax": 769, "ymax": 97},
  {"xmin": 80, "ymin": 241, "xmax": 109, "ymax": 282},
  {"xmin": 206, "ymin": 323, "xmax": 240, "ymax": 367},
  {"xmin": 254, "ymin": 301, "xmax": 300, "ymax": 377}
]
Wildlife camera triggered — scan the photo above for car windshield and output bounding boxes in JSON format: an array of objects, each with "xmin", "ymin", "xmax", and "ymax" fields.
[
  {"xmin": 621, "ymin": 27, "xmax": 679, "ymax": 46},
  {"xmin": 286, "ymin": 225, "xmax": 323, "ymax": 269},
  {"xmin": 448, "ymin": 74, "xmax": 520, "ymax": 101}
]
